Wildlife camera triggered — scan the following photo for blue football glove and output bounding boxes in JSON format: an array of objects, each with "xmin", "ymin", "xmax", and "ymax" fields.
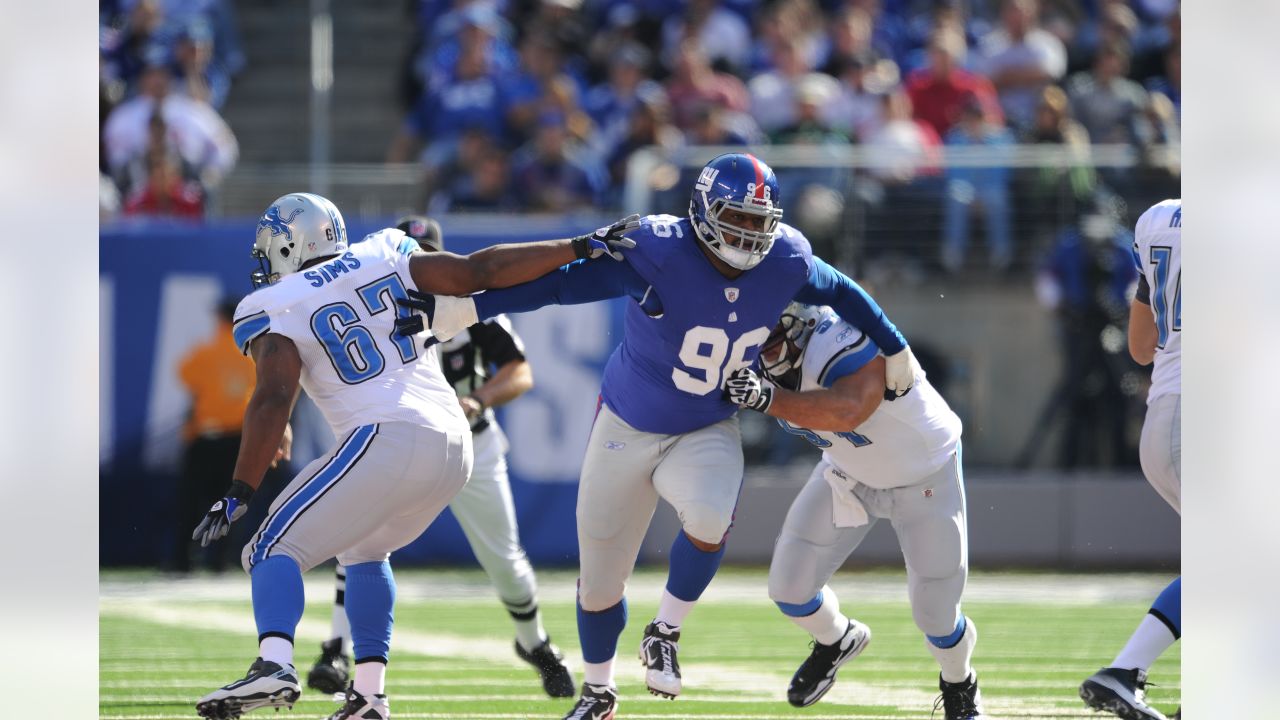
[
  {"xmin": 571, "ymin": 214, "xmax": 641, "ymax": 261},
  {"xmin": 192, "ymin": 480, "xmax": 255, "ymax": 547},
  {"xmin": 723, "ymin": 367, "xmax": 774, "ymax": 413}
]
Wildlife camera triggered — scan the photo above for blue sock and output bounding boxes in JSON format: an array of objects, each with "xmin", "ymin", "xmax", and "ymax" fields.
[
  {"xmin": 927, "ymin": 615, "xmax": 967, "ymax": 649},
  {"xmin": 1149, "ymin": 576, "xmax": 1180, "ymax": 639},
  {"xmin": 577, "ymin": 596, "xmax": 627, "ymax": 664},
  {"xmin": 251, "ymin": 555, "xmax": 305, "ymax": 643},
  {"xmin": 345, "ymin": 561, "xmax": 397, "ymax": 663},
  {"xmin": 665, "ymin": 532, "xmax": 726, "ymax": 602},
  {"xmin": 775, "ymin": 590, "xmax": 825, "ymax": 618}
]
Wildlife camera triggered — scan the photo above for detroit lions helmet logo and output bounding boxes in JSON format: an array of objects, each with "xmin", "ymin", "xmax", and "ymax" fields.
[{"xmin": 258, "ymin": 206, "xmax": 304, "ymax": 241}]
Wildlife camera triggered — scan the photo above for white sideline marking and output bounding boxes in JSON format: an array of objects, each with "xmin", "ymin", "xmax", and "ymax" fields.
[
  {"xmin": 101, "ymin": 601, "xmax": 1104, "ymax": 718},
  {"xmin": 99, "ymin": 570, "xmax": 1174, "ymax": 606}
]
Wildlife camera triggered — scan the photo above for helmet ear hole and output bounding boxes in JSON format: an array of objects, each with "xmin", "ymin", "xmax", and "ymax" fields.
[{"xmin": 279, "ymin": 245, "xmax": 291, "ymax": 258}]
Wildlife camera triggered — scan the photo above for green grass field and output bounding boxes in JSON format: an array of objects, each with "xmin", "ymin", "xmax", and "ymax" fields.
[{"xmin": 100, "ymin": 568, "xmax": 1179, "ymax": 720}]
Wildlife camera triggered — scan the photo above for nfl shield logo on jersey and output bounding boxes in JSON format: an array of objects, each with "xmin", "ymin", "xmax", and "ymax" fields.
[{"xmin": 724, "ymin": 288, "xmax": 740, "ymax": 303}]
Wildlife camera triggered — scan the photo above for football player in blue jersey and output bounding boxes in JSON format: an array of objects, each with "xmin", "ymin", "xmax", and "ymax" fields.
[{"xmin": 397, "ymin": 153, "xmax": 921, "ymax": 720}]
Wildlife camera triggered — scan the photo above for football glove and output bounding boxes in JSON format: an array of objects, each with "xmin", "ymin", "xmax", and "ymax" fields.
[
  {"xmin": 723, "ymin": 367, "xmax": 774, "ymax": 413},
  {"xmin": 394, "ymin": 292, "xmax": 479, "ymax": 346},
  {"xmin": 192, "ymin": 480, "xmax": 255, "ymax": 547},
  {"xmin": 571, "ymin": 214, "xmax": 641, "ymax": 261},
  {"xmin": 883, "ymin": 345, "xmax": 920, "ymax": 400}
]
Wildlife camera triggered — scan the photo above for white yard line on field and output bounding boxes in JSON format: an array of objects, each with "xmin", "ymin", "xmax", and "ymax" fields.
[
  {"xmin": 102, "ymin": 600, "xmax": 1099, "ymax": 718},
  {"xmin": 100, "ymin": 570, "xmax": 1173, "ymax": 606}
]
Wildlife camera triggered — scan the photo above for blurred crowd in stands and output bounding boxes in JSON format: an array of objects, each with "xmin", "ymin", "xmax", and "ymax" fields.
[
  {"xmin": 384, "ymin": 0, "xmax": 1178, "ymax": 274},
  {"xmin": 98, "ymin": 0, "xmax": 1179, "ymax": 280},
  {"xmin": 99, "ymin": 0, "xmax": 242, "ymax": 221}
]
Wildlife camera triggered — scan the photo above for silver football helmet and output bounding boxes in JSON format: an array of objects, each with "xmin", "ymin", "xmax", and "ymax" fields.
[
  {"xmin": 251, "ymin": 192, "xmax": 348, "ymax": 287},
  {"xmin": 759, "ymin": 302, "xmax": 826, "ymax": 386}
]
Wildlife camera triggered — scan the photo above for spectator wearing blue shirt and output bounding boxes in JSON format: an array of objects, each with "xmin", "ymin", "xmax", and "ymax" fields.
[
  {"xmin": 584, "ymin": 44, "xmax": 663, "ymax": 156},
  {"xmin": 1143, "ymin": 44, "xmax": 1179, "ymax": 126},
  {"xmin": 510, "ymin": 112, "xmax": 606, "ymax": 212},
  {"xmin": 1031, "ymin": 193, "xmax": 1140, "ymax": 468},
  {"xmin": 941, "ymin": 95, "xmax": 1015, "ymax": 273},
  {"xmin": 388, "ymin": 35, "xmax": 512, "ymax": 171}
]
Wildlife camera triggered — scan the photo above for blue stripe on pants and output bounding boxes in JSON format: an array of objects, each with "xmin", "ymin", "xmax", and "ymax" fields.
[{"xmin": 249, "ymin": 424, "xmax": 378, "ymax": 567}]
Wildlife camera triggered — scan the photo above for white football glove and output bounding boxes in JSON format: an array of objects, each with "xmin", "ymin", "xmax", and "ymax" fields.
[
  {"xmin": 883, "ymin": 345, "xmax": 920, "ymax": 400},
  {"xmin": 723, "ymin": 367, "xmax": 775, "ymax": 412}
]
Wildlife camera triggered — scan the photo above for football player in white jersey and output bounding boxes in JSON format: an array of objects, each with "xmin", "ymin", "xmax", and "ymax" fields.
[
  {"xmin": 723, "ymin": 302, "xmax": 986, "ymax": 720},
  {"xmin": 307, "ymin": 216, "xmax": 574, "ymax": 700},
  {"xmin": 1079, "ymin": 199, "xmax": 1181, "ymax": 720},
  {"xmin": 190, "ymin": 192, "xmax": 637, "ymax": 720}
]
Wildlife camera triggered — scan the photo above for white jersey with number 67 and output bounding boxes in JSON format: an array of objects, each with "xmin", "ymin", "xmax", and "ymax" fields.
[
  {"xmin": 231, "ymin": 229, "xmax": 470, "ymax": 439},
  {"xmin": 1133, "ymin": 198, "xmax": 1182, "ymax": 404}
]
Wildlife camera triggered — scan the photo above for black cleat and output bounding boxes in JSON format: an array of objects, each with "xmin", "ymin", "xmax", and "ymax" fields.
[
  {"xmin": 787, "ymin": 619, "xmax": 872, "ymax": 707},
  {"xmin": 638, "ymin": 620, "xmax": 682, "ymax": 698},
  {"xmin": 196, "ymin": 657, "xmax": 301, "ymax": 719},
  {"xmin": 307, "ymin": 638, "xmax": 351, "ymax": 695},
  {"xmin": 1079, "ymin": 667, "xmax": 1169, "ymax": 720},
  {"xmin": 561, "ymin": 682, "xmax": 618, "ymax": 720},
  {"xmin": 515, "ymin": 638, "xmax": 576, "ymax": 698},
  {"xmin": 933, "ymin": 672, "xmax": 986, "ymax": 719}
]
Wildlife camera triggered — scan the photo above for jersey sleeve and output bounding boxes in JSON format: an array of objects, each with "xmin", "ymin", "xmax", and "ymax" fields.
[
  {"xmin": 794, "ymin": 257, "xmax": 907, "ymax": 356},
  {"xmin": 231, "ymin": 295, "xmax": 272, "ymax": 356},
  {"xmin": 472, "ymin": 258, "xmax": 648, "ymax": 319},
  {"xmin": 473, "ymin": 315, "xmax": 527, "ymax": 367},
  {"xmin": 621, "ymin": 214, "xmax": 682, "ymax": 281},
  {"xmin": 804, "ymin": 320, "xmax": 881, "ymax": 389}
]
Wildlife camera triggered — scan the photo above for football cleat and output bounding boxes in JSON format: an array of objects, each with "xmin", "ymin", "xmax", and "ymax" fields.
[
  {"xmin": 515, "ymin": 638, "xmax": 576, "ymax": 697},
  {"xmin": 787, "ymin": 619, "xmax": 872, "ymax": 707},
  {"xmin": 1079, "ymin": 667, "xmax": 1169, "ymax": 720},
  {"xmin": 196, "ymin": 657, "xmax": 301, "ymax": 719},
  {"xmin": 325, "ymin": 684, "xmax": 389, "ymax": 720},
  {"xmin": 639, "ymin": 620, "xmax": 682, "ymax": 698},
  {"xmin": 933, "ymin": 672, "xmax": 986, "ymax": 719},
  {"xmin": 308, "ymin": 638, "xmax": 351, "ymax": 695},
  {"xmin": 561, "ymin": 682, "xmax": 618, "ymax": 720}
]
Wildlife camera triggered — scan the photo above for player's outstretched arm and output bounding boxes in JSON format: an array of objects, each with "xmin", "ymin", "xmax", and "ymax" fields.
[
  {"xmin": 724, "ymin": 358, "xmax": 885, "ymax": 432},
  {"xmin": 408, "ymin": 215, "xmax": 640, "ymax": 297},
  {"xmin": 193, "ymin": 332, "xmax": 302, "ymax": 547}
]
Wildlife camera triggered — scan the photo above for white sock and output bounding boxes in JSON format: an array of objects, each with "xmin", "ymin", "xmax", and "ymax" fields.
[
  {"xmin": 354, "ymin": 660, "xmax": 386, "ymax": 696},
  {"xmin": 655, "ymin": 589, "xmax": 696, "ymax": 629},
  {"xmin": 926, "ymin": 617, "xmax": 976, "ymax": 684},
  {"xmin": 1112, "ymin": 613, "xmax": 1177, "ymax": 672},
  {"xmin": 259, "ymin": 636, "xmax": 294, "ymax": 667},
  {"xmin": 787, "ymin": 589, "xmax": 849, "ymax": 646},
  {"xmin": 582, "ymin": 658, "xmax": 614, "ymax": 687},
  {"xmin": 514, "ymin": 611, "xmax": 548, "ymax": 652}
]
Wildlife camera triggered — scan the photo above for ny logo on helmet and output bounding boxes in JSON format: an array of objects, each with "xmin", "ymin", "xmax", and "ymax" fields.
[
  {"xmin": 258, "ymin": 206, "xmax": 304, "ymax": 241},
  {"xmin": 695, "ymin": 167, "xmax": 719, "ymax": 193}
]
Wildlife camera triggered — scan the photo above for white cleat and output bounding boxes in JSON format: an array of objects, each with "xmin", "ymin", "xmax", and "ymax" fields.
[
  {"xmin": 639, "ymin": 620, "xmax": 682, "ymax": 698},
  {"xmin": 196, "ymin": 658, "xmax": 301, "ymax": 719},
  {"xmin": 1079, "ymin": 667, "xmax": 1169, "ymax": 720}
]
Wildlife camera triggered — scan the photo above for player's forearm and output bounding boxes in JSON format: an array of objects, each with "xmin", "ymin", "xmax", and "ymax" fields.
[
  {"xmin": 471, "ymin": 361, "xmax": 533, "ymax": 409},
  {"xmin": 458, "ymin": 240, "xmax": 579, "ymax": 294},
  {"xmin": 765, "ymin": 388, "xmax": 876, "ymax": 433},
  {"xmin": 232, "ymin": 389, "xmax": 297, "ymax": 489},
  {"xmin": 473, "ymin": 259, "xmax": 634, "ymax": 319}
]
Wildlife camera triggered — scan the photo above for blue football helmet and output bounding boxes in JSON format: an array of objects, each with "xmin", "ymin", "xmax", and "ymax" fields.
[
  {"xmin": 251, "ymin": 192, "xmax": 348, "ymax": 287},
  {"xmin": 688, "ymin": 153, "xmax": 783, "ymax": 271}
]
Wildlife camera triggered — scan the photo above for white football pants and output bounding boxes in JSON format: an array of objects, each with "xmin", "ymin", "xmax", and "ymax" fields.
[
  {"xmin": 1139, "ymin": 393, "xmax": 1181, "ymax": 515},
  {"xmin": 769, "ymin": 449, "xmax": 968, "ymax": 638},
  {"xmin": 242, "ymin": 422, "xmax": 472, "ymax": 572},
  {"xmin": 575, "ymin": 402, "xmax": 744, "ymax": 611}
]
